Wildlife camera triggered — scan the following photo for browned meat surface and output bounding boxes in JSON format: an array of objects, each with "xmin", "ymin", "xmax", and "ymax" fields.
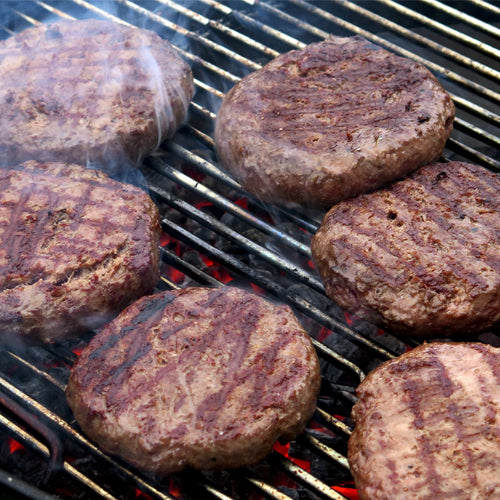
[
  {"xmin": 0, "ymin": 161, "xmax": 161, "ymax": 342},
  {"xmin": 311, "ymin": 161, "xmax": 500, "ymax": 337},
  {"xmin": 0, "ymin": 20, "xmax": 193, "ymax": 170},
  {"xmin": 66, "ymin": 286, "xmax": 321, "ymax": 474},
  {"xmin": 215, "ymin": 35, "xmax": 455, "ymax": 209},
  {"xmin": 348, "ymin": 342, "xmax": 500, "ymax": 500}
]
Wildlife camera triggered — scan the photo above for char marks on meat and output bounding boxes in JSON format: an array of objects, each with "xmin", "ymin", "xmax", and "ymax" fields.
[
  {"xmin": 311, "ymin": 161, "xmax": 500, "ymax": 337},
  {"xmin": 348, "ymin": 342, "xmax": 500, "ymax": 500},
  {"xmin": 0, "ymin": 20, "xmax": 193, "ymax": 170},
  {"xmin": 0, "ymin": 161, "xmax": 161, "ymax": 342},
  {"xmin": 215, "ymin": 35, "xmax": 455, "ymax": 208},
  {"xmin": 66, "ymin": 286, "xmax": 321, "ymax": 474}
]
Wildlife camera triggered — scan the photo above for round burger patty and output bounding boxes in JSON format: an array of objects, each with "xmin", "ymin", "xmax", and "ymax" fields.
[
  {"xmin": 66, "ymin": 286, "xmax": 321, "ymax": 474},
  {"xmin": 0, "ymin": 20, "xmax": 193, "ymax": 168},
  {"xmin": 214, "ymin": 35, "xmax": 455, "ymax": 209},
  {"xmin": 348, "ymin": 342, "xmax": 500, "ymax": 500},
  {"xmin": 311, "ymin": 161, "xmax": 500, "ymax": 337},
  {"xmin": 0, "ymin": 161, "xmax": 161, "ymax": 342}
]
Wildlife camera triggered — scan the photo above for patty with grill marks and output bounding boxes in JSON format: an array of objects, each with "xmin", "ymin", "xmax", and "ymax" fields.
[
  {"xmin": 0, "ymin": 161, "xmax": 161, "ymax": 342},
  {"xmin": 214, "ymin": 35, "xmax": 455, "ymax": 209},
  {"xmin": 348, "ymin": 342, "xmax": 500, "ymax": 500},
  {"xmin": 66, "ymin": 286, "xmax": 321, "ymax": 474},
  {"xmin": 311, "ymin": 161, "xmax": 500, "ymax": 337},
  {"xmin": 0, "ymin": 20, "xmax": 193, "ymax": 170}
]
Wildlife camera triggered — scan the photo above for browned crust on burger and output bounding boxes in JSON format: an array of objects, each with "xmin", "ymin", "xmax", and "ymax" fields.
[
  {"xmin": 215, "ymin": 35, "xmax": 455, "ymax": 208},
  {"xmin": 66, "ymin": 286, "xmax": 321, "ymax": 474},
  {"xmin": 0, "ymin": 20, "xmax": 193, "ymax": 168},
  {"xmin": 0, "ymin": 161, "xmax": 161, "ymax": 341},
  {"xmin": 311, "ymin": 161, "xmax": 500, "ymax": 337},
  {"xmin": 348, "ymin": 342, "xmax": 500, "ymax": 500}
]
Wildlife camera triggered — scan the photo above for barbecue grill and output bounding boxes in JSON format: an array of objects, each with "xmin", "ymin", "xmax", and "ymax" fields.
[{"xmin": 1, "ymin": 1, "xmax": 499, "ymax": 499}]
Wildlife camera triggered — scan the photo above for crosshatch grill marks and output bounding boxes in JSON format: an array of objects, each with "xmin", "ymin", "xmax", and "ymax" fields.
[
  {"xmin": 0, "ymin": 168, "xmax": 138, "ymax": 291},
  {"xmin": 0, "ymin": 161, "xmax": 161, "ymax": 341},
  {"xmin": 349, "ymin": 343, "xmax": 500, "ymax": 499},
  {"xmin": 66, "ymin": 286, "xmax": 321, "ymax": 474},
  {"xmin": 0, "ymin": 19, "xmax": 193, "ymax": 167},
  {"xmin": 326, "ymin": 165, "xmax": 499, "ymax": 290},
  {"xmin": 312, "ymin": 161, "xmax": 500, "ymax": 336}
]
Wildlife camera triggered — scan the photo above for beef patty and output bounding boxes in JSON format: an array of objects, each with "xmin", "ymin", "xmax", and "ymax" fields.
[
  {"xmin": 215, "ymin": 35, "xmax": 455, "ymax": 209},
  {"xmin": 311, "ymin": 161, "xmax": 500, "ymax": 337},
  {"xmin": 66, "ymin": 286, "xmax": 321, "ymax": 474},
  {"xmin": 0, "ymin": 19, "xmax": 193, "ymax": 170},
  {"xmin": 348, "ymin": 342, "xmax": 500, "ymax": 500},
  {"xmin": 0, "ymin": 161, "xmax": 161, "ymax": 342}
]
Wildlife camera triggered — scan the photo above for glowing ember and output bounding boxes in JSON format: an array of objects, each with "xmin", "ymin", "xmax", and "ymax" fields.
[
  {"xmin": 272, "ymin": 441, "xmax": 311, "ymax": 472},
  {"xmin": 72, "ymin": 347, "xmax": 84, "ymax": 357},
  {"xmin": 332, "ymin": 483, "xmax": 359, "ymax": 500},
  {"xmin": 135, "ymin": 488, "xmax": 154, "ymax": 499},
  {"xmin": 8, "ymin": 437, "xmax": 23, "ymax": 454}
]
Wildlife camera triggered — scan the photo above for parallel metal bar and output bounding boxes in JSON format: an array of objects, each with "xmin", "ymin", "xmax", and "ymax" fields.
[
  {"xmin": 148, "ymin": 157, "xmax": 312, "ymax": 257},
  {"xmin": 158, "ymin": 144, "xmax": 322, "ymax": 234},
  {"xmin": 419, "ymin": 0, "xmax": 500, "ymax": 39},
  {"xmin": 304, "ymin": 433, "xmax": 350, "ymax": 471},
  {"xmin": 269, "ymin": 452, "xmax": 348, "ymax": 500},
  {"xmin": 0, "ymin": 413, "xmax": 118, "ymax": 500},
  {"xmin": 0, "ymin": 467, "xmax": 61, "ymax": 500},
  {"xmin": 0, "ymin": 374, "xmax": 176, "ymax": 500},
  {"xmin": 375, "ymin": 0, "xmax": 500, "ymax": 60},
  {"xmin": 469, "ymin": 0, "xmax": 500, "ymax": 15},
  {"xmin": 122, "ymin": 0, "xmax": 260, "ymax": 70},
  {"xmin": 156, "ymin": 207, "xmax": 394, "ymax": 365},
  {"xmin": 333, "ymin": 0, "xmax": 500, "ymax": 80},
  {"xmin": 315, "ymin": 408, "xmax": 353, "ymax": 437},
  {"xmin": 35, "ymin": 1, "xmax": 76, "ymax": 20},
  {"xmin": 279, "ymin": 0, "xmax": 500, "ymax": 104}
]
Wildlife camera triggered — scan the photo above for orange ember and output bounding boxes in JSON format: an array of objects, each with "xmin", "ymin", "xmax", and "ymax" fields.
[
  {"xmin": 272, "ymin": 441, "xmax": 311, "ymax": 472},
  {"xmin": 332, "ymin": 483, "xmax": 359, "ymax": 500}
]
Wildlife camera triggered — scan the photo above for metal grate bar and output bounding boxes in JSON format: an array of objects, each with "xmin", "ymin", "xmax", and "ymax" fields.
[
  {"xmin": 34, "ymin": 0, "xmax": 499, "ymax": 164},
  {"xmin": 0, "ymin": 412, "xmax": 119, "ymax": 500},
  {"xmin": 376, "ymin": 0, "xmax": 500, "ymax": 59},
  {"xmin": 277, "ymin": 0, "xmax": 500, "ymax": 104},
  {"xmin": 155, "ymin": 198, "xmax": 395, "ymax": 364},
  {"xmin": 420, "ymin": 0, "xmax": 500, "ymax": 39},
  {"xmin": 333, "ymin": 0, "xmax": 500, "ymax": 80},
  {"xmin": 148, "ymin": 157, "xmax": 312, "ymax": 257},
  {"xmin": 315, "ymin": 408, "xmax": 353, "ymax": 437},
  {"xmin": 469, "ymin": 0, "xmax": 500, "ymax": 15},
  {"xmin": 0, "ymin": 352, "xmax": 354, "ymax": 500},
  {"xmin": 269, "ymin": 452, "xmax": 348, "ymax": 500},
  {"xmin": 304, "ymin": 433, "xmax": 350, "ymax": 470},
  {"xmin": 0, "ymin": 467, "xmax": 60, "ymax": 500},
  {"xmin": 35, "ymin": 1, "xmax": 75, "ymax": 20}
]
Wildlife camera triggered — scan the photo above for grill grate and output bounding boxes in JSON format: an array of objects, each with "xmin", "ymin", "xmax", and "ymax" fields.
[{"xmin": 0, "ymin": 1, "xmax": 499, "ymax": 499}]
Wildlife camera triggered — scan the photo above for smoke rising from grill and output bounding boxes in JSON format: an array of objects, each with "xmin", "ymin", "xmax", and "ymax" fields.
[{"xmin": 0, "ymin": 18, "xmax": 193, "ymax": 181}]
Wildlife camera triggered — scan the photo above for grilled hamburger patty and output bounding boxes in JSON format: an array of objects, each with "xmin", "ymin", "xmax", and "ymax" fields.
[
  {"xmin": 0, "ymin": 161, "xmax": 161, "ymax": 341},
  {"xmin": 348, "ymin": 342, "xmax": 500, "ymax": 500},
  {"xmin": 0, "ymin": 20, "xmax": 193, "ymax": 169},
  {"xmin": 215, "ymin": 35, "xmax": 455, "ymax": 208},
  {"xmin": 311, "ymin": 161, "xmax": 500, "ymax": 337},
  {"xmin": 66, "ymin": 286, "xmax": 321, "ymax": 474}
]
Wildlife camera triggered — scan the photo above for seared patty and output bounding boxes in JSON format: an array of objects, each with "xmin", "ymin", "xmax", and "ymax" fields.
[
  {"xmin": 311, "ymin": 161, "xmax": 500, "ymax": 337},
  {"xmin": 215, "ymin": 35, "xmax": 455, "ymax": 209},
  {"xmin": 348, "ymin": 342, "xmax": 500, "ymax": 500},
  {"xmin": 0, "ymin": 161, "xmax": 161, "ymax": 342},
  {"xmin": 66, "ymin": 286, "xmax": 321, "ymax": 474},
  {"xmin": 0, "ymin": 20, "xmax": 193, "ymax": 170}
]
